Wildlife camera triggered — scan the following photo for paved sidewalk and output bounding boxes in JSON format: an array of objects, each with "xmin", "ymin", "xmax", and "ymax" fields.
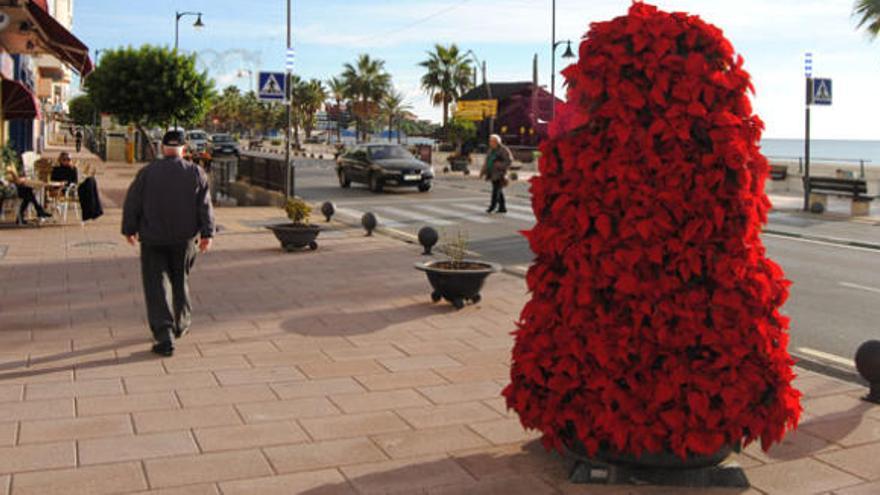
[{"xmin": 0, "ymin": 147, "xmax": 878, "ymax": 494}]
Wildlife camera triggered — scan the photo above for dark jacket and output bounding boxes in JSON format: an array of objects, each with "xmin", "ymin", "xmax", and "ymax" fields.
[
  {"xmin": 51, "ymin": 165, "xmax": 78, "ymax": 185},
  {"xmin": 479, "ymin": 144, "xmax": 513, "ymax": 183},
  {"xmin": 78, "ymin": 177, "xmax": 103, "ymax": 221},
  {"xmin": 122, "ymin": 157, "xmax": 214, "ymax": 245}
]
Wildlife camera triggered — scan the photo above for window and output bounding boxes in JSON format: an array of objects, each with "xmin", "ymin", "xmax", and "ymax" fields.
[{"xmin": 368, "ymin": 145, "xmax": 411, "ymax": 160}]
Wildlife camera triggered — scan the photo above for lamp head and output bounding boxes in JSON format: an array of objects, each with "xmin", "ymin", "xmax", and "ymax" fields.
[
  {"xmin": 562, "ymin": 40, "xmax": 575, "ymax": 59},
  {"xmin": 193, "ymin": 14, "xmax": 204, "ymax": 30}
]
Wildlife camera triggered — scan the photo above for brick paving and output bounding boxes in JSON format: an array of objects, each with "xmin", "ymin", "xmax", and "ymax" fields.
[{"xmin": 0, "ymin": 146, "xmax": 878, "ymax": 494}]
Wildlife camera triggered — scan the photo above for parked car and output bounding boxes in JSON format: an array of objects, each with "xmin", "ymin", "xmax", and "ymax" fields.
[
  {"xmin": 209, "ymin": 133, "xmax": 240, "ymax": 156},
  {"xmin": 185, "ymin": 130, "xmax": 209, "ymax": 154},
  {"xmin": 337, "ymin": 144, "xmax": 433, "ymax": 193}
]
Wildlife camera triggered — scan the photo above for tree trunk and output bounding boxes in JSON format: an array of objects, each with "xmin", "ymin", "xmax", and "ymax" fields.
[
  {"xmin": 335, "ymin": 98, "xmax": 342, "ymax": 144},
  {"xmin": 442, "ymin": 98, "xmax": 449, "ymax": 129},
  {"xmin": 389, "ymin": 115, "xmax": 394, "ymax": 143},
  {"xmin": 135, "ymin": 123, "xmax": 156, "ymax": 161}
]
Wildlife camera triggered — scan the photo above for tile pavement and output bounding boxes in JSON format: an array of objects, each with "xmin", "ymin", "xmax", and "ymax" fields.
[{"xmin": 0, "ymin": 146, "xmax": 877, "ymax": 493}]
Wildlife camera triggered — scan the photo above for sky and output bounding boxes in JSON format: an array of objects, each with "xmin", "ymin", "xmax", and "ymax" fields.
[{"xmin": 72, "ymin": 0, "xmax": 880, "ymax": 140}]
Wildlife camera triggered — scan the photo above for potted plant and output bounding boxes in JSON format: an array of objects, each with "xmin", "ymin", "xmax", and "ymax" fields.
[
  {"xmin": 414, "ymin": 231, "xmax": 500, "ymax": 310},
  {"xmin": 502, "ymin": 2, "xmax": 801, "ymax": 480},
  {"xmin": 266, "ymin": 197, "xmax": 320, "ymax": 251}
]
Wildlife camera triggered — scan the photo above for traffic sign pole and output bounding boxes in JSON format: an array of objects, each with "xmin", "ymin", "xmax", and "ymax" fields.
[
  {"xmin": 284, "ymin": 0, "xmax": 292, "ymax": 200},
  {"xmin": 804, "ymin": 78, "xmax": 811, "ymax": 212}
]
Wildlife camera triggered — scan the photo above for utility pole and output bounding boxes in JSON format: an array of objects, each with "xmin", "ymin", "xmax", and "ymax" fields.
[
  {"xmin": 803, "ymin": 52, "xmax": 812, "ymax": 212},
  {"xmin": 284, "ymin": 0, "xmax": 293, "ymax": 200},
  {"xmin": 551, "ymin": 0, "xmax": 556, "ymax": 120}
]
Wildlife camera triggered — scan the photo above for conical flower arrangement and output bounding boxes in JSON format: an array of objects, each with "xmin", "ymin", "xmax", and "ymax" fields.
[{"xmin": 503, "ymin": 2, "xmax": 801, "ymax": 460}]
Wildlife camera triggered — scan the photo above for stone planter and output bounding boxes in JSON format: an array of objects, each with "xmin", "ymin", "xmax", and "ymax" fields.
[
  {"xmin": 414, "ymin": 260, "xmax": 500, "ymax": 310},
  {"xmin": 266, "ymin": 223, "xmax": 321, "ymax": 251}
]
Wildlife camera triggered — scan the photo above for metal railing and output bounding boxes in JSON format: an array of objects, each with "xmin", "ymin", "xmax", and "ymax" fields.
[
  {"xmin": 236, "ymin": 150, "xmax": 294, "ymax": 195},
  {"xmin": 766, "ymin": 155, "xmax": 871, "ymax": 179}
]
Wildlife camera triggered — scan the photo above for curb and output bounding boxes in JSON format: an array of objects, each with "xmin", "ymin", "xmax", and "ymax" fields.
[{"xmin": 763, "ymin": 229, "xmax": 880, "ymax": 251}]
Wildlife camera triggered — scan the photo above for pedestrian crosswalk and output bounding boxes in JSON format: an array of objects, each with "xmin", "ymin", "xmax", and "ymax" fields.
[{"xmin": 333, "ymin": 201, "xmax": 535, "ymax": 231}]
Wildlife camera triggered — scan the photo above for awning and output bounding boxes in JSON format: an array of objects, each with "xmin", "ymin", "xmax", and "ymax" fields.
[
  {"xmin": 2, "ymin": 79, "xmax": 42, "ymax": 120},
  {"xmin": 26, "ymin": 1, "xmax": 93, "ymax": 76}
]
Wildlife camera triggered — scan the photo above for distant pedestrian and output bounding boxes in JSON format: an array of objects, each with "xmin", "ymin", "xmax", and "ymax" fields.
[
  {"xmin": 74, "ymin": 128, "xmax": 83, "ymax": 152},
  {"xmin": 480, "ymin": 134, "xmax": 512, "ymax": 214},
  {"xmin": 122, "ymin": 130, "xmax": 215, "ymax": 357}
]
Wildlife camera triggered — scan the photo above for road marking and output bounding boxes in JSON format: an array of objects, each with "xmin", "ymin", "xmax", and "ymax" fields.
[
  {"xmin": 763, "ymin": 234, "xmax": 880, "ymax": 254},
  {"xmin": 376, "ymin": 206, "xmax": 455, "ymax": 226},
  {"xmin": 504, "ymin": 203, "xmax": 534, "ymax": 214},
  {"xmin": 796, "ymin": 347, "xmax": 854, "ymax": 368},
  {"xmin": 456, "ymin": 204, "xmax": 535, "ymax": 223},
  {"xmin": 335, "ymin": 207, "xmax": 406, "ymax": 228},
  {"xmin": 839, "ymin": 282, "xmax": 880, "ymax": 295},
  {"xmin": 413, "ymin": 204, "xmax": 493, "ymax": 224}
]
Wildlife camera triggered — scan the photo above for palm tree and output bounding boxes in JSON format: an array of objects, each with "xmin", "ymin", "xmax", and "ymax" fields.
[
  {"xmin": 300, "ymin": 79, "xmax": 327, "ymax": 140},
  {"xmin": 341, "ymin": 54, "xmax": 391, "ymax": 141},
  {"xmin": 382, "ymin": 90, "xmax": 412, "ymax": 144},
  {"xmin": 327, "ymin": 76, "xmax": 347, "ymax": 143},
  {"xmin": 419, "ymin": 43, "xmax": 473, "ymax": 130},
  {"xmin": 855, "ymin": 0, "xmax": 880, "ymax": 38}
]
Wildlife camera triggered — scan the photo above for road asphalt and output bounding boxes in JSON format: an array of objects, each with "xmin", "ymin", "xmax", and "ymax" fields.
[{"xmin": 294, "ymin": 160, "xmax": 880, "ymax": 372}]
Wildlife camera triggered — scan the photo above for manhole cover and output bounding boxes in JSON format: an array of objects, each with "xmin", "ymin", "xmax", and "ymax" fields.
[{"xmin": 71, "ymin": 241, "xmax": 118, "ymax": 249}]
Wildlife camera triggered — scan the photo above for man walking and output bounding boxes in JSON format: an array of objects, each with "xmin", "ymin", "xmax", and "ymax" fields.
[
  {"xmin": 480, "ymin": 134, "xmax": 513, "ymax": 214},
  {"xmin": 122, "ymin": 130, "xmax": 214, "ymax": 357}
]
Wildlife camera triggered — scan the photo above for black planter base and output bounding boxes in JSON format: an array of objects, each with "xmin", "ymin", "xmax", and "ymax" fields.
[{"xmin": 569, "ymin": 458, "xmax": 749, "ymax": 488}]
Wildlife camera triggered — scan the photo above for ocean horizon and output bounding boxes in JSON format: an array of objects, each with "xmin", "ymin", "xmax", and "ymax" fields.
[{"xmin": 760, "ymin": 138, "xmax": 880, "ymax": 166}]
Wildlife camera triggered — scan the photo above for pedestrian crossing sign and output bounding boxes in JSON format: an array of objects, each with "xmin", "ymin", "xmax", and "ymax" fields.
[
  {"xmin": 810, "ymin": 78, "xmax": 832, "ymax": 106},
  {"xmin": 258, "ymin": 71, "xmax": 286, "ymax": 101}
]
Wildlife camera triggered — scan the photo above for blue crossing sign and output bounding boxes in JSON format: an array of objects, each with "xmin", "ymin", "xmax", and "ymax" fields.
[
  {"xmin": 258, "ymin": 71, "xmax": 286, "ymax": 102},
  {"xmin": 810, "ymin": 78, "xmax": 832, "ymax": 106}
]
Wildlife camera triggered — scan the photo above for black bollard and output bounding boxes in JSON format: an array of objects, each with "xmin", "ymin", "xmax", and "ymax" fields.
[
  {"xmin": 855, "ymin": 340, "xmax": 880, "ymax": 404},
  {"xmin": 321, "ymin": 201, "xmax": 335, "ymax": 222},
  {"xmin": 418, "ymin": 226, "xmax": 438, "ymax": 255},
  {"xmin": 361, "ymin": 212, "xmax": 377, "ymax": 236}
]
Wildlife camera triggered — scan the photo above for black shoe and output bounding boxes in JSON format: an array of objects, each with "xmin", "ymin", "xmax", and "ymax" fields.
[
  {"xmin": 151, "ymin": 341, "xmax": 174, "ymax": 357},
  {"xmin": 37, "ymin": 211, "xmax": 52, "ymax": 219},
  {"xmin": 15, "ymin": 216, "xmax": 27, "ymax": 226},
  {"xmin": 486, "ymin": 207, "xmax": 495, "ymax": 214},
  {"xmin": 173, "ymin": 327, "xmax": 190, "ymax": 340},
  {"xmin": 497, "ymin": 209, "xmax": 507, "ymax": 214}
]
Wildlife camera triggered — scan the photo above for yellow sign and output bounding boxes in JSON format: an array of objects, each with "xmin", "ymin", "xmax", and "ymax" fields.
[{"xmin": 454, "ymin": 99, "xmax": 498, "ymax": 121}]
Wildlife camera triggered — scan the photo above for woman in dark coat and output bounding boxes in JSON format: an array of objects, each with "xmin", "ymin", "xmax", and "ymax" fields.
[{"xmin": 479, "ymin": 134, "xmax": 513, "ymax": 214}]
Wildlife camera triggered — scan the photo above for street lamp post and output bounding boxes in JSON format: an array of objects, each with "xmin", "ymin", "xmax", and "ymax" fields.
[
  {"xmin": 174, "ymin": 11, "xmax": 204, "ymax": 51},
  {"xmin": 550, "ymin": 0, "xmax": 575, "ymax": 120},
  {"xmin": 237, "ymin": 69, "xmax": 254, "ymax": 93},
  {"xmin": 464, "ymin": 49, "xmax": 494, "ymax": 136}
]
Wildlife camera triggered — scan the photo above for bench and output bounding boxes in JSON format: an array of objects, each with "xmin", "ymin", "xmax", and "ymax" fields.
[
  {"xmin": 806, "ymin": 176, "xmax": 874, "ymax": 216},
  {"xmin": 769, "ymin": 164, "xmax": 788, "ymax": 181}
]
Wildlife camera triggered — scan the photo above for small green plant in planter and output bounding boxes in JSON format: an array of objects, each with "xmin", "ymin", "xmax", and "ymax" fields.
[
  {"xmin": 285, "ymin": 197, "xmax": 312, "ymax": 225},
  {"xmin": 415, "ymin": 229, "xmax": 501, "ymax": 310},
  {"xmin": 266, "ymin": 196, "xmax": 321, "ymax": 251}
]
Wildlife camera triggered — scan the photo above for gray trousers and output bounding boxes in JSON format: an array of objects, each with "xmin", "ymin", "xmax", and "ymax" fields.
[{"xmin": 140, "ymin": 241, "xmax": 198, "ymax": 342}]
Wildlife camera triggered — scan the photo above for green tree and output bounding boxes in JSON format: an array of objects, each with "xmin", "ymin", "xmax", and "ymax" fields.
[
  {"xmin": 327, "ymin": 76, "xmax": 347, "ymax": 143},
  {"xmin": 299, "ymin": 79, "xmax": 326, "ymax": 140},
  {"xmin": 208, "ymin": 85, "xmax": 243, "ymax": 133},
  {"xmin": 855, "ymin": 0, "xmax": 880, "ymax": 38},
  {"xmin": 341, "ymin": 54, "xmax": 391, "ymax": 141},
  {"xmin": 85, "ymin": 45, "xmax": 214, "ymax": 157},
  {"xmin": 381, "ymin": 90, "xmax": 412, "ymax": 144},
  {"xmin": 419, "ymin": 44, "xmax": 473, "ymax": 130},
  {"xmin": 68, "ymin": 94, "xmax": 97, "ymax": 127},
  {"xmin": 446, "ymin": 117, "xmax": 476, "ymax": 153}
]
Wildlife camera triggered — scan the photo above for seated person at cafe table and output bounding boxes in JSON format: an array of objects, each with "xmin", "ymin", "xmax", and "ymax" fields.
[
  {"xmin": 50, "ymin": 151, "xmax": 78, "ymax": 186},
  {"xmin": 2, "ymin": 163, "xmax": 52, "ymax": 224}
]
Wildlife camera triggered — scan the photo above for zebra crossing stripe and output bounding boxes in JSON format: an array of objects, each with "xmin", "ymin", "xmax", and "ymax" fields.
[
  {"xmin": 335, "ymin": 207, "xmax": 406, "ymax": 228},
  {"xmin": 456, "ymin": 204, "xmax": 534, "ymax": 223},
  {"xmin": 503, "ymin": 203, "xmax": 533, "ymax": 213},
  {"xmin": 376, "ymin": 206, "xmax": 455, "ymax": 226},
  {"xmin": 413, "ymin": 204, "xmax": 492, "ymax": 224}
]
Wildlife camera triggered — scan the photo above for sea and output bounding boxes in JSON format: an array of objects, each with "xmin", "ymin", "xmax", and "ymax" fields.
[{"xmin": 760, "ymin": 139, "xmax": 880, "ymax": 167}]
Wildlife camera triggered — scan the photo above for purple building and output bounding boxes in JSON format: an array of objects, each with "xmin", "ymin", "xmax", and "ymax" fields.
[{"xmin": 458, "ymin": 82, "xmax": 561, "ymax": 147}]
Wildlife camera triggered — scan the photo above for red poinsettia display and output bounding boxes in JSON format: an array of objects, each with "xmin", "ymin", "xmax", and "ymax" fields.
[{"xmin": 502, "ymin": 2, "xmax": 801, "ymax": 459}]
